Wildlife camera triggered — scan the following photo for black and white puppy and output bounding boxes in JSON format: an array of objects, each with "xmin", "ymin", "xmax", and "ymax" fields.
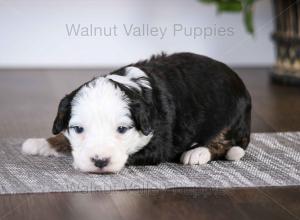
[{"xmin": 22, "ymin": 52, "xmax": 251, "ymax": 173}]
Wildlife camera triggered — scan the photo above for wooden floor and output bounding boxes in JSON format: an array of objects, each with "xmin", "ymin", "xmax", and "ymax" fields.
[{"xmin": 0, "ymin": 68, "xmax": 300, "ymax": 220}]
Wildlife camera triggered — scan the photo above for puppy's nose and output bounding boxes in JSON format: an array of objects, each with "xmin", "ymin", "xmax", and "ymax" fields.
[{"xmin": 91, "ymin": 157, "xmax": 109, "ymax": 169}]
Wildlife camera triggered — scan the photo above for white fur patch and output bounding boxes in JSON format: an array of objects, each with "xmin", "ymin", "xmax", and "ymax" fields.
[
  {"xmin": 106, "ymin": 75, "xmax": 141, "ymax": 91},
  {"xmin": 226, "ymin": 146, "xmax": 245, "ymax": 161},
  {"xmin": 106, "ymin": 66, "xmax": 151, "ymax": 91},
  {"xmin": 191, "ymin": 142, "xmax": 198, "ymax": 147},
  {"xmin": 125, "ymin": 66, "xmax": 151, "ymax": 89},
  {"xmin": 22, "ymin": 138, "xmax": 61, "ymax": 157},
  {"xmin": 180, "ymin": 147, "xmax": 211, "ymax": 165}
]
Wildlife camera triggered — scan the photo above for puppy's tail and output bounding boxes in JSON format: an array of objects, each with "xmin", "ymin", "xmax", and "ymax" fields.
[{"xmin": 22, "ymin": 133, "xmax": 71, "ymax": 157}]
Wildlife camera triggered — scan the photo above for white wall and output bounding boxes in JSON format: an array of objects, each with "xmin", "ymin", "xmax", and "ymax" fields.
[{"xmin": 0, "ymin": 0, "xmax": 275, "ymax": 68}]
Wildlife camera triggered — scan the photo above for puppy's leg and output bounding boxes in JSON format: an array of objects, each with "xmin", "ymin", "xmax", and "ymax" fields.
[
  {"xmin": 181, "ymin": 128, "xmax": 246, "ymax": 165},
  {"xmin": 180, "ymin": 143, "xmax": 245, "ymax": 165},
  {"xmin": 22, "ymin": 133, "xmax": 71, "ymax": 157}
]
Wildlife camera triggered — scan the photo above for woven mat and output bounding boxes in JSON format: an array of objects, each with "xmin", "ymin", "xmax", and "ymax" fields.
[{"xmin": 0, "ymin": 132, "xmax": 300, "ymax": 194}]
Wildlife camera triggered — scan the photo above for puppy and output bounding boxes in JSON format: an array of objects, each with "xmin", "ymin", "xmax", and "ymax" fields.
[{"xmin": 22, "ymin": 52, "xmax": 251, "ymax": 173}]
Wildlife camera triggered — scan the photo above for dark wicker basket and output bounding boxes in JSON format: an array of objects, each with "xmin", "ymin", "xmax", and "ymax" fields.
[{"xmin": 271, "ymin": 0, "xmax": 300, "ymax": 86}]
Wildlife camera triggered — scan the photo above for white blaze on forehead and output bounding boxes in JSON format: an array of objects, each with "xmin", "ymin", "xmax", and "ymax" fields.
[
  {"xmin": 106, "ymin": 66, "xmax": 151, "ymax": 91},
  {"xmin": 70, "ymin": 77, "xmax": 131, "ymax": 125}
]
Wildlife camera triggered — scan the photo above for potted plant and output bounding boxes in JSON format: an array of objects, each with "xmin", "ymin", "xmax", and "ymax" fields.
[{"xmin": 200, "ymin": 0, "xmax": 300, "ymax": 86}]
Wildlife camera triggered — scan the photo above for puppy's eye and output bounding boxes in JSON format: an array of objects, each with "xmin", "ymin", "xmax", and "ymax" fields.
[
  {"xmin": 117, "ymin": 126, "xmax": 130, "ymax": 134},
  {"xmin": 70, "ymin": 126, "xmax": 84, "ymax": 134}
]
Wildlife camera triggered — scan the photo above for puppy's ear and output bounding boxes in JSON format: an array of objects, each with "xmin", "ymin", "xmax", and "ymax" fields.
[
  {"xmin": 52, "ymin": 95, "xmax": 72, "ymax": 135},
  {"xmin": 52, "ymin": 88, "xmax": 79, "ymax": 134},
  {"xmin": 130, "ymin": 102, "xmax": 152, "ymax": 136}
]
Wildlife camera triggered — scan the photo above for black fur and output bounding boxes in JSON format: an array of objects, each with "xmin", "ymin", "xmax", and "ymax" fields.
[
  {"xmin": 52, "ymin": 52, "xmax": 252, "ymax": 165},
  {"xmin": 52, "ymin": 91, "xmax": 76, "ymax": 135}
]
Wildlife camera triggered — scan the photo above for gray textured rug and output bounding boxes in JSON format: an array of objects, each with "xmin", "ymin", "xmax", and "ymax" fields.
[{"xmin": 0, "ymin": 132, "xmax": 300, "ymax": 194}]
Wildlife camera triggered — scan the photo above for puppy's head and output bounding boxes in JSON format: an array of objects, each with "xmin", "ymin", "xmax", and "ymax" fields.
[{"xmin": 52, "ymin": 67, "xmax": 153, "ymax": 173}]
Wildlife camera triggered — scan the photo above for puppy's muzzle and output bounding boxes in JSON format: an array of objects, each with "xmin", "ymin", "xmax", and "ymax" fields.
[{"xmin": 91, "ymin": 157, "xmax": 110, "ymax": 169}]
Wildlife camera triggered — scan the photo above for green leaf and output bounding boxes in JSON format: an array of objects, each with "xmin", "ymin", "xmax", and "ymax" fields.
[
  {"xmin": 217, "ymin": 2, "xmax": 242, "ymax": 12},
  {"xmin": 242, "ymin": 0, "xmax": 255, "ymax": 34},
  {"xmin": 244, "ymin": 8, "xmax": 254, "ymax": 33},
  {"xmin": 198, "ymin": 0, "xmax": 256, "ymax": 34},
  {"xmin": 198, "ymin": 0, "xmax": 218, "ymax": 3}
]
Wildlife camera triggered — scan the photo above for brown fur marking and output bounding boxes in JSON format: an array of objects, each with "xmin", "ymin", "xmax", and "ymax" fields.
[
  {"xmin": 47, "ymin": 133, "xmax": 71, "ymax": 153},
  {"xmin": 206, "ymin": 128, "xmax": 232, "ymax": 160}
]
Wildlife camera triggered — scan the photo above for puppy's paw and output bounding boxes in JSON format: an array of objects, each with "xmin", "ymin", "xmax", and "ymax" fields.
[
  {"xmin": 226, "ymin": 146, "xmax": 245, "ymax": 161},
  {"xmin": 22, "ymin": 138, "xmax": 61, "ymax": 157},
  {"xmin": 180, "ymin": 147, "xmax": 211, "ymax": 165}
]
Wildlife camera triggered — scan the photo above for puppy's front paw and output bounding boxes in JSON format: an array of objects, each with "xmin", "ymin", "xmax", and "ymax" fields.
[
  {"xmin": 22, "ymin": 138, "xmax": 61, "ymax": 157},
  {"xmin": 180, "ymin": 147, "xmax": 211, "ymax": 165}
]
